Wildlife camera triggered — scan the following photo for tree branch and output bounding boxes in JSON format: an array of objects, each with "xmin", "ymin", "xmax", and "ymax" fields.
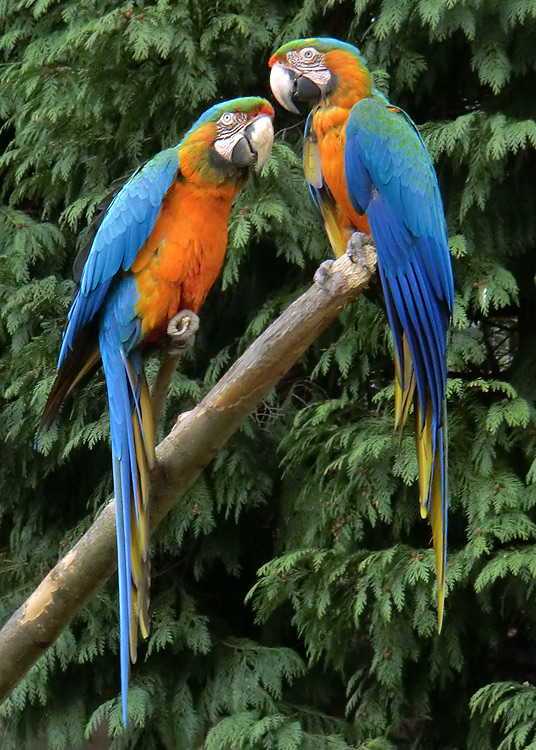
[{"xmin": 0, "ymin": 247, "xmax": 376, "ymax": 705}]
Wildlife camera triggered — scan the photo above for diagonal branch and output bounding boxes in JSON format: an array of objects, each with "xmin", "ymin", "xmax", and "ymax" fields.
[{"xmin": 0, "ymin": 247, "xmax": 376, "ymax": 704}]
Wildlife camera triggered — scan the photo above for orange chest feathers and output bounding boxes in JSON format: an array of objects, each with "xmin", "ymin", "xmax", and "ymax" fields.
[
  {"xmin": 131, "ymin": 179, "xmax": 238, "ymax": 340},
  {"xmin": 313, "ymin": 106, "xmax": 370, "ymax": 237}
]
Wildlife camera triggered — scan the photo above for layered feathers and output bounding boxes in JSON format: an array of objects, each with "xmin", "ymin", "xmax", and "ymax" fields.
[
  {"xmin": 270, "ymin": 38, "xmax": 453, "ymax": 627},
  {"xmin": 344, "ymin": 94, "xmax": 453, "ymax": 629},
  {"xmin": 43, "ymin": 97, "xmax": 274, "ymax": 722}
]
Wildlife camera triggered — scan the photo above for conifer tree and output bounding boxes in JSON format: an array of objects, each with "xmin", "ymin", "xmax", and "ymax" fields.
[{"xmin": 1, "ymin": 1, "xmax": 535, "ymax": 748}]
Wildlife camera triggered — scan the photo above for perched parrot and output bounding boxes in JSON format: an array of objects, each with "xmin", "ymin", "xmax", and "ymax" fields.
[
  {"xmin": 269, "ymin": 38, "xmax": 453, "ymax": 628},
  {"xmin": 42, "ymin": 97, "xmax": 274, "ymax": 721}
]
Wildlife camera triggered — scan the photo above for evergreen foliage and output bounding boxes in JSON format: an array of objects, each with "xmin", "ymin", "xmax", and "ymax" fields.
[{"xmin": 1, "ymin": 0, "xmax": 536, "ymax": 747}]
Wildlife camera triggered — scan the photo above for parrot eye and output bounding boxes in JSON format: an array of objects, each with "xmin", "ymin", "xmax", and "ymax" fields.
[
  {"xmin": 218, "ymin": 111, "xmax": 248, "ymax": 131},
  {"xmin": 216, "ymin": 110, "xmax": 248, "ymax": 140},
  {"xmin": 301, "ymin": 47, "xmax": 318, "ymax": 61}
]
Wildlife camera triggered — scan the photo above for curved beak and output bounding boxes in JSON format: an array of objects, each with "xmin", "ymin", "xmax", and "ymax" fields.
[
  {"xmin": 231, "ymin": 114, "xmax": 274, "ymax": 170},
  {"xmin": 270, "ymin": 61, "xmax": 323, "ymax": 114},
  {"xmin": 270, "ymin": 63, "xmax": 300, "ymax": 114}
]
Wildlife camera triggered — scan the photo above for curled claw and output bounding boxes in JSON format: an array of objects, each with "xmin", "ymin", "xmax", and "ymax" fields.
[
  {"xmin": 313, "ymin": 259, "xmax": 335, "ymax": 292},
  {"xmin": 166, "ymin": 310, "xmax": 200, "ymax": 353},
  {"xmin": 346, "ymin": 231, "xmax": 374, "ymax": 265}
]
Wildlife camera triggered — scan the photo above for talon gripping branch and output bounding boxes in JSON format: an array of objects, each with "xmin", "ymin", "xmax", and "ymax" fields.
[
  {"xmin": 42, "ymin": 97, "xmax": 274, "ymax": 723},
  {"xmin": 269, "ymin": 38, "xmax": 453, "ymax": 628}
]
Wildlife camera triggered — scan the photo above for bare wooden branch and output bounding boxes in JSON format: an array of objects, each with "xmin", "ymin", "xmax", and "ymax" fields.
[{"xmin": 0, "ymin": 248, "xmax": 376, "ymax": 705}]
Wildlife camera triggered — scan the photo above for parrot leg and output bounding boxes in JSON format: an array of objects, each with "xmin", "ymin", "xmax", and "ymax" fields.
[
  {"xmin": 313, "ymin": 259, "xmax": 335, "ymax": 291},
  {"xmin": 150, "ymin": 310, "xmax": 201, "ymax": 430},
  {"xmin": 167, "ymin": 309, "xmax": 200, "ymax": 353},
  {"xmin": 345, "ymin": 231, "xmax": 373, "ymax": 265}
]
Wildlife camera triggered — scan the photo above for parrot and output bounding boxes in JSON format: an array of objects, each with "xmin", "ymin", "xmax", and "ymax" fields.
[
  {"xmin": 269, "ymin": 38, "xmax": 454, "ymax": 629},
  {"xmin": 42, "ymin": 97, "xmax": 274, "ymax": 722}
]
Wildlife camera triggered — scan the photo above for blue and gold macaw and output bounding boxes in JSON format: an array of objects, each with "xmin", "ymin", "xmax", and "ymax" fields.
[
  {"xmin": 270, "ymin": 38, "xmax": 453, "ymax": 628},
  {"xmin": 43, "ymin": 98, "xmax": 274, "ymax": 721}
]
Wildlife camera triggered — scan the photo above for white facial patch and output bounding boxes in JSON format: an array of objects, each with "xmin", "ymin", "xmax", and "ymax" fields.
[
  {"xmin": 302, "ymin": 66, "xmax": 332, "ymax": 87},
  {"xmin": 213, "ymin": 131, "xmax": 245, "ymax": 161},
  {"xmin": 287, "ymin": 48, "xmax": 332, "ymax": 88}
]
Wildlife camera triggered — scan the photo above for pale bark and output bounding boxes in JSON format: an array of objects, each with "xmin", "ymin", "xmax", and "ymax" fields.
[{"xmin": 0, "ymin": 247, "xmax": 376, "ymax": 704}]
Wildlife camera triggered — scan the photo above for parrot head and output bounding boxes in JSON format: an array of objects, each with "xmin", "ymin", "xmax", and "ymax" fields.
[
  {"xmin": 180, "ymin": 97, "xmax": 274, "ymax": 184},
  {"xmin": 269, "ymin": 38, "xmax": 372, "ymax": 113}
]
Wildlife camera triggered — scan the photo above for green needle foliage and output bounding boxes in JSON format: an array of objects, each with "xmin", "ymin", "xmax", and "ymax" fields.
[{"xmin": 1, "ymin": 0, "xmax": 536, "ymax": 748}]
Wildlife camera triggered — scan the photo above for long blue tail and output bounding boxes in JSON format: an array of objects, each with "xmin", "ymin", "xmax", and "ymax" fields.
[
  {"xmin": 368, "ymin": 197, "xmax": 450, "ymax": 629},
  {"xmin": 99, "ymin": 279, "xmax": 155, "ymax": 724}
]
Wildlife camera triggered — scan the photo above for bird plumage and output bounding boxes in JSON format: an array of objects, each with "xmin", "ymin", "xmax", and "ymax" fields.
[
  {"xmin": 269, "ymin": 37, "xmax": 453, "ymax": 628},
  {"xmin": 42, "ymin": 97, "xmax": 274, "ymax": 722}
]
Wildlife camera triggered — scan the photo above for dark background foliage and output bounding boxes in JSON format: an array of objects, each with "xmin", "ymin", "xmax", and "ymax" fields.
[{"xmin": 1, "ymin": 1, "xmax": 536, "ymax": 748}]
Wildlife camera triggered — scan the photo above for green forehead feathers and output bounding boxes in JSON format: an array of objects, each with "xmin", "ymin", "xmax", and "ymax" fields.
[{"xmin": 275, "ymin": 37, "xmax": 367, "ymax": 68}]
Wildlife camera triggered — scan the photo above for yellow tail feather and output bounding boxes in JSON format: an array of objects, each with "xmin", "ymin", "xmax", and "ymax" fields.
[
  {"xmin": 140, "ymin": 376, "xmax": 156, "ymax": 468},
  {"xmin": 393, "ymin": 340, "xmax": 446, "ymax": 631},
  {"xmin": 127, "ymin": 370, "xmax": 154, "ymax": 658},
  {"xmin": 394, "ymin": 334, "xmax": 416, "ymax": 431},
  {"xmin": 132, "ymin": 415, "xmax": 149, "ymax": 555},
  {"xmin": 68, "ymin": 349, "xmax": 101, "ymax": 393},
  {"xmin": 430, "ymin": 445, "xmax": 446, "ymax": 632},
  {"xmin": 416, "ymin": 400, "xmax": 434, "ymax": 519},
  {"xmin": 415, "ymin": 398, "xmax": 447, "ymax": 631},
  {"xmin": 129, "ymin": 594, "xmax": 139, "ymax": 664}
]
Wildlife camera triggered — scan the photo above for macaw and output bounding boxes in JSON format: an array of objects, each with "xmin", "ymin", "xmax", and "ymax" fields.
[
  {"xmin": 42, "ymin": 97, "xmax": 274, "ymax": 722},
  {"xmin": 269, "ymin": 38, "xmax": 453, "ymax": 628}
]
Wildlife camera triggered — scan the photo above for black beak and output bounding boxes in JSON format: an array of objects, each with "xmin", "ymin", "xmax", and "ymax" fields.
[
  {"xmin": 230, "ymin": 115, "xmax": 274, "ymax": 169},
  {"xmin": 230, "ymin": 137, "xmax": 254, "ymax": 167},
  {"xmin": 292, "ymin": 71, "xmax": 322, "ymax": 103},
  {"xmin": 270, "ymin": 63, "xmax": 323, "ymax": 114}
]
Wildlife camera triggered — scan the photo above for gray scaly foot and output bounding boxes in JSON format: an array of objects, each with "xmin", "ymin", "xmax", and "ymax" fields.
[
  {"xmin": 166, "ymin": 310, "xmax": 200, "ymax": 353},
  {"xmin": 346, "ymin": 231, "xmax": 373, "ymax": 266},
  {"xmin": 313, "ymin": 259, "xmax": 335, "ymax": 292}
]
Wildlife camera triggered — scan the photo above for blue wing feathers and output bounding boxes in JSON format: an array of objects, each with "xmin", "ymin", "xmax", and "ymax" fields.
[
  {"xmin": 58, "ymin": 147, "xmax": 179, "ymax": 367},
  {"xmin": 343, "ymin": 145, "xmax": 370, "ymax": 213},
  {"xmin": 45, "ymin": 134, "xmax": 198, "ymax": 721},
  {"xmin": 400, "ymin": 273, "xmax": 442, "ymax": 417},
  {"xmin": 367, "ymin": 192, "xmax": 448, "ymax": 428},
  {"xmin": 345, "ymin": 97, "xmax": 453, "ymax": 421},
  {"xmin": 346, "ymin": 99, "xmax": 449, "ymax": 246},
  {"xmin": 338, "ymin": 85, "xmax": 451, "ymax": 625},
  {"xmin": 381, "ymin": 268, "xmax": 429, "ymax": 420}
]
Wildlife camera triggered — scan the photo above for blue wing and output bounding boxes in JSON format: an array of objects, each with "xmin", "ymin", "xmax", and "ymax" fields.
[
  {"xmin": 58, "ymin": 147, "xmax": 180, "ymax": 366},
  {"xmin": 43, "ymin": 144, "xmax": 179, "ymax": 723},
  {"xmin": 344, "ymin": 95, "xmax": 453, "ymax": 627},
  {"xmin": 345, "ymin": 96, "xmax": 453, "ymax": 423},
  {"xmin": 45, "ymin": 146, "xmax": 177, "ymax": 722}
]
